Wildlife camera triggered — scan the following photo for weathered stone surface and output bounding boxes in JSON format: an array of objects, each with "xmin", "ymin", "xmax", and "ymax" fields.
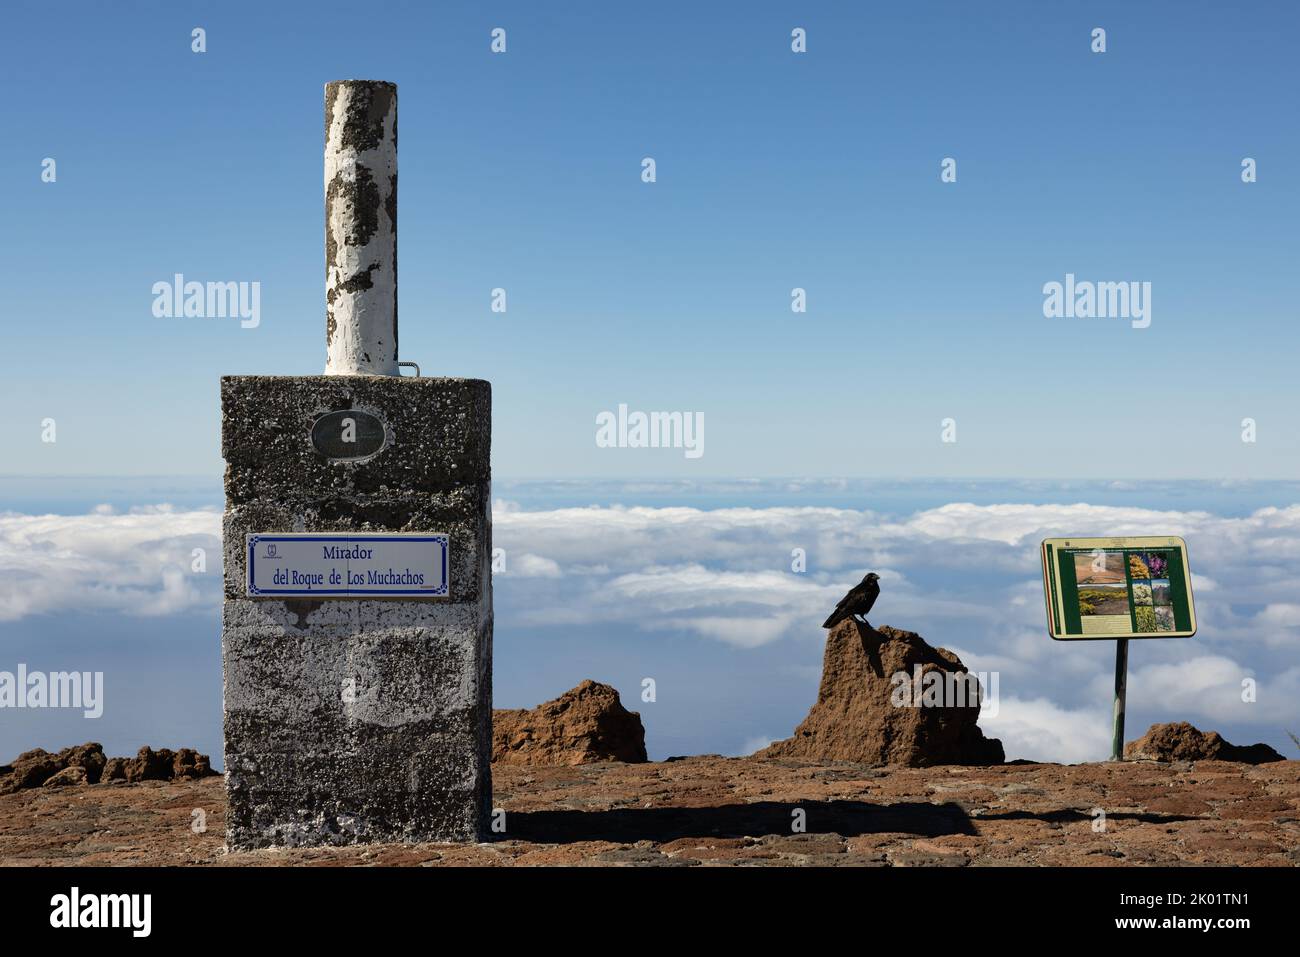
[
  {"xmin": 3, "ymin": 756, "xmax": 1297, "ymax": 867},
  {"xmin": 759, "ymin": 620, "xmax": 1004, "ymax": 766},
  {"xmin": 221, "ymin": 374, "xmax": 492, "ymax": 848},
  {"xmin": 0, "ymin": 750, "xmax": 61, "ymax": 794},
  {"xmin": 1125, "ymin": 722, "xmax": 1286, "ymax": 764},
  {"xmin": 42, "ymin": 766, "xmax": 88, "ymax": 788},
  {"xmin": 494, "ymin": 680, "xmax": 648, "ymax": 766},
  {"xmin": 0, "ymin": 743, "xmax": 106, "ymax": 793},
  {"xmin": 120, "ymin": 747, "xmax": 217, "ymax": 782},
  {"xmin": 123, "ymin": 746, "xmax": 175, "ymax": 782},
  {"xmin": 220, "ymin": 377, "xmax": 490, "ymax": 513},
  {"xmin": 0, "ymin": 743, "xmax": 217, "ymax": 793},
  {"xmin": 172, "ymin": 748, "xmax": 215, "ymax": 779},
  {"xmin": 223, "ymin": 598, "xmax": 492, "ymax": 846}
]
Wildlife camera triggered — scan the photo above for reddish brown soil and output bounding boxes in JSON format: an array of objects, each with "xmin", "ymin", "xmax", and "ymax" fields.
[{"xmin": 2, "ymin": 756, "xmax": 1298, "ymax": 867}]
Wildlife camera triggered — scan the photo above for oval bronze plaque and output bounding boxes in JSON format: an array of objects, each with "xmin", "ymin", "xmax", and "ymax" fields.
[{"xmin": 311, "ymin": 410, "xmax": 387, "ymax": 460}]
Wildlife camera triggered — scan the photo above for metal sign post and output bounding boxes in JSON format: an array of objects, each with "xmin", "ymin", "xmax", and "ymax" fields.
[
  {"xmin": 1041, "ymin": 537, "xmax": 1198, "ymax": 763},
  {"xmin": 1111, "ymin": 638, "xmax": 1129, "ymax": 761}
]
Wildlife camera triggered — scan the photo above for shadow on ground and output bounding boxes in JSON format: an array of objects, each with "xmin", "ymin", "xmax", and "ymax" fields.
[
  {"xmin": 504, "ymin": 800, "xmax": 1205, "ymax": 845},
  {"xmin": 504, "ymin": 799, "xmax": 973, "ymax": 843}
]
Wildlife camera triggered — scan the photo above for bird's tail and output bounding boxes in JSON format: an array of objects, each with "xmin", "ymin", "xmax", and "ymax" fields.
[{"xmin": 822, "ymin": 609, "xmax": 846, "ymax": 629}]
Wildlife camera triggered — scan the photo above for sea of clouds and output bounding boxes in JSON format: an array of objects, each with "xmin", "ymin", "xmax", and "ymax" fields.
[{"xmin": 2, "ymin": 498, "xmax": 1298, "ymax": 763}]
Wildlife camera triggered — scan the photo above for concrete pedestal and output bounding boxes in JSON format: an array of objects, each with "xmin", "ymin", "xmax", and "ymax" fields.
[{"xmin": 220, "ymin": 375, "xmax": 491, "ymax": 849}]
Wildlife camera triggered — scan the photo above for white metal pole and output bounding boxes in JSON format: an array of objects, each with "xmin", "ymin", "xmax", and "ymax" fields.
[{"xmin": 324, "ymin": 80, "xmax": 399, "ymax": 376}]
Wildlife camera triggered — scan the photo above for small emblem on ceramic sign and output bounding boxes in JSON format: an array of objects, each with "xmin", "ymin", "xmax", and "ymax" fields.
[{"xmin": 311, "ymin": 409, "xmax": 387, "ymax": 460}]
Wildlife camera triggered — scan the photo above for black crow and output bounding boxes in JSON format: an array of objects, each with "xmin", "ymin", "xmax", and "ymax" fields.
[{"xmin": 822, "ymin": 572, "xmax": 880, "ymax": 629}]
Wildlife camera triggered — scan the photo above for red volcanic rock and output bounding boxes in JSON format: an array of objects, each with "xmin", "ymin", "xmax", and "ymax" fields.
[
  {"xmin": 120, "ymin": 747, "xmax": 217, "ymax": 782},
  {"xmin": 42, "ymin": 766, "xmax": 89, "ymax": 788},
  {"xmin": 493, "ymin": 680, "xmax": 648, "ymax": 766},
  {"xmin": 759, "ymin": 620, "xmax": 1004, "ymax": 767},
  {"xmin": 0, "ymin": 750, "xmax": 63, "ymax": 794},
  {"xmin": 1125, "ymin": 722, "xmax": 1284, "ymax": 764},
  {"xmin": 1, "ymin": 743, "xmax": 216, "ymax": 793},
  {"xmin": 0, "ymin": 742, "xmax": 106, "ymax": 793},
  {"xmin": 171, "ymin": 748, "xmax": 216, "ymax": 779}
]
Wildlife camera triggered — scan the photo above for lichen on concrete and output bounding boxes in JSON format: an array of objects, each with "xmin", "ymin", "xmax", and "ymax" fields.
[{"xmin": 220, "ymin": 374, "xmax": 492, "ymax": 848}]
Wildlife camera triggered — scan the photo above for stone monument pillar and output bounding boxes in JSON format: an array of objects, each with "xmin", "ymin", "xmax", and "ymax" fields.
[{"xmin": 220, "ymin": 80, "xmax": 492, "ymax": 849}]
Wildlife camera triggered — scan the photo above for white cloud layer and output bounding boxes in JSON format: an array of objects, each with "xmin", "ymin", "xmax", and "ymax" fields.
[
  {"xmin": 494, "ymin": 499, "xmax": 1300, "ymax": 758},
  {"xmin": 980, "ymin": 696, "xmax": 1113, "ymax": 765},
  {"xmin": 3, "ymin": 498, "xmax": 1298, "ymax": 760},
  {"xmin": 0, "ymin": 506, "xmax": 221, "ymax": 621}
]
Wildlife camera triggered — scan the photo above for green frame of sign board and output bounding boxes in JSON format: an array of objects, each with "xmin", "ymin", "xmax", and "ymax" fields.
[{"xmin": 1041, "ymin": 536, "xmax": 1196, "ymax": 640}]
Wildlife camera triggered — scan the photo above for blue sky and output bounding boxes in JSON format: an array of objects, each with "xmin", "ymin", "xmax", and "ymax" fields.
[
  {"xmin": 2, "ymin": 4, "xmax": 1299, "ymax": 768},
  {"xmin": 3, "ymin": 0, "xmax": 1299, "ymax": 478}
]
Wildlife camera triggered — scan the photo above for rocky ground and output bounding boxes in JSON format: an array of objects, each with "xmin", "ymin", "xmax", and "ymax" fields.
[
  {"xmin": 2, "ymin": 755, "xmax": 1298, "ymax": 867},
  {"xmin": 5, "ymin": 626, "xmax": 1292, "ymax": 867}
]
